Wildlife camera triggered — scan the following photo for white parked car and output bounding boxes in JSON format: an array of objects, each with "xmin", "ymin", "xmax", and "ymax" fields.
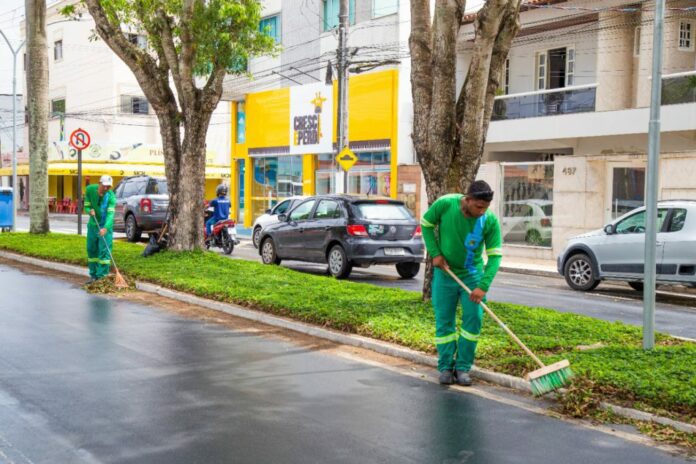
[
  {"xmin": 557, "ymin": 200, "xmax": 696, "ymax": 291},
  {"xmin": 252, "ymin": 196, "xmax": 306, "ymax": 248}
]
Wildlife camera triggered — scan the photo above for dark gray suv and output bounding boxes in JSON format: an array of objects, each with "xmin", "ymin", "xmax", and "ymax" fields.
[
  {"xmin": 258, "ymin": 195, "xmax": 424, "ymax": 279},
  {"xmin": 113, "ymin": 176, "xmax": 169, "ymax": 242}
]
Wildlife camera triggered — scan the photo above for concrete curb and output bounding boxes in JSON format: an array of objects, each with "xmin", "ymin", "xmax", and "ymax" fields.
[
  {"xmin": 2, "ymin": 250, "xmax": 694, "ymax": 434},
  {"xmin": 499, "ymin": 265, "xmax": 559, "ymax": 279}
]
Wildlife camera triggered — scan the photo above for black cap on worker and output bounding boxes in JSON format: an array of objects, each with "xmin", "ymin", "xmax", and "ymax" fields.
[{"xmin": 467, "ymin": 180, "xmax": 494, "ymax": 202}]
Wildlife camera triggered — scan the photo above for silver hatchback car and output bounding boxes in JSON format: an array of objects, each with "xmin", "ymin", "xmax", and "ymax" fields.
[{"xmin": 557, "ymin": 200, "xmax": 696, "ymax": 291}]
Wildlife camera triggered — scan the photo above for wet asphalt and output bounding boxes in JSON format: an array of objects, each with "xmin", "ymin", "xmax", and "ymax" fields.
[{"xmin": 0, "ymin": 263, "xmax": 690, "ymax": 464}]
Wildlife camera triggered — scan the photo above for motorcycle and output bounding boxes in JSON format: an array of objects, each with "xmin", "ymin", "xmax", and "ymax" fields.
[{"xmin": 204, "ymin": 206, "xmax": 239, "ymax": 255}]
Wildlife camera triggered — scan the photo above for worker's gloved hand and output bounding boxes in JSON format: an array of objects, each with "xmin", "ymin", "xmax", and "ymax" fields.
[
  {"xmin": 99, "ymin": 228, "xmax": 107, "ymax": 237},
  {"xmin": 432, "ymin": 255, "xmax": 449, "ymax": 270},
  {"xmin": 469, "ymin": 288, "xmax": 485, "ymax": 304},
  {"xmin": 89, "ymin": 210, "xmax": 95, "ymax": 216}
]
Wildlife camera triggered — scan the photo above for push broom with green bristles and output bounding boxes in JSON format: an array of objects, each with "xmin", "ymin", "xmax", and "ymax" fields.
[{"xmin": 444, "ymin": 268, "xmax": 572, "ymax": 395}]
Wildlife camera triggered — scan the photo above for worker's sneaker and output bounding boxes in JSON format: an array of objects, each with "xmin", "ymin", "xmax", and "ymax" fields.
[
  {"xmin": 455, "ymin": 370, "xmax": 473, "ymax": 386},
  {"xmin": 84, "ymin": 278, "xmax": 97, "ymax": 285},
  {"xmin": 438, "ymin": 370, "xmax": 455, "ymax": 385}
]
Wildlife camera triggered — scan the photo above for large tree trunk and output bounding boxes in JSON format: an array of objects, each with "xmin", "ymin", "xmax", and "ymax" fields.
[
  {"xmin": 410, "ymin": 0, "xmax": 522, "ymax": 299},
  {"xmin": 26, "ymin": 0, "xmax": 49, "ymax": 234}
]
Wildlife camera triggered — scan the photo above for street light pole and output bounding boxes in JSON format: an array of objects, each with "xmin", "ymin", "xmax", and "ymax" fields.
[
  {"xmin": 336, "ymin": 0, "xmax": 349, "ymax": 194},
  {"xmin": 643, "ymin": 0, "xmax": 666, "ymax": 350},
  {"xmin": 0, "ymin": 30, "xmax": 25, "ymax": 232}
]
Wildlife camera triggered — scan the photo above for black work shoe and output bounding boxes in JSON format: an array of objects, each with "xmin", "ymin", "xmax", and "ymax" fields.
[
  {"xmin": 84, "ymin": 278, "xmax": 96, "ymax": 285},
  {"xmin": 438, "ymin": 370, "xmax": 455, "ymax": 385},
  {"xmin": 455, "ymin": 370, "xmax": 473, "ymax": 386}
]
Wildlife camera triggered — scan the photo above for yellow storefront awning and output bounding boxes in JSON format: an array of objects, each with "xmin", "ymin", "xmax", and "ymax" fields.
[{"xmin": 0, "ymin": 162, "xmax": 230, "ymax": 179}]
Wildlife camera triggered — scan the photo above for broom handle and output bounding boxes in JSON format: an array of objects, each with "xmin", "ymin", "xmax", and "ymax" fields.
[
  {"xmin": 93, "ymin": 215, "xmax": 121, "ymax": 274},
  {"xmin": 443, "ymin": 267, "xmax": 546, "ymax": 369}
]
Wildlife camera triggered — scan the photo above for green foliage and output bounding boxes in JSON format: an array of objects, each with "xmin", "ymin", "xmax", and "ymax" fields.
[
  {"xmin": 62, "ymin": 0, "xmax": 277, "ymax": 76},
  {"xmin": 1, "ymin": 233, "xmax": 694, "ymax": 418}
]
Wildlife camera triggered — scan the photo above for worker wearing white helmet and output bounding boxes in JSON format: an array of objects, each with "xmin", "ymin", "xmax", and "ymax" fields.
[{"xmin": 83, "ymin": 175, "xmax": 117, "ymax": 283}]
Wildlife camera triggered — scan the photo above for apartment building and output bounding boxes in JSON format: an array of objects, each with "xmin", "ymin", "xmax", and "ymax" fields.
[
  {"xmin": 5, "ymin": 0, "xmax": 232, "ymax": 206},
  {"xmin": 460, "ymin": 0, "xmax": 696, "ymax": 258},
  {"xmin": 223, "ymin": 0, "xmax": 420, "ymax": 227}
]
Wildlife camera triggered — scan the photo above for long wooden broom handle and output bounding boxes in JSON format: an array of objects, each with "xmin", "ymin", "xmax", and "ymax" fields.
[{"xmin": 443, "ymin": 267, "xmax": 546, "ymax": 369}]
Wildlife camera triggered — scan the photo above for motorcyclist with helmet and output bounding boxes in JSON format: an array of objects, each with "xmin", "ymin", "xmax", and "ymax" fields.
[{"xmin": 205, "ymin": 184, "xmax": 231, "ymax": 243}]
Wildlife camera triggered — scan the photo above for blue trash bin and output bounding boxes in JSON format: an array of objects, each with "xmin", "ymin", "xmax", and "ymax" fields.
[{"xmin": 0, "ymin": 187, "xmax": 13, "ymax": 232}]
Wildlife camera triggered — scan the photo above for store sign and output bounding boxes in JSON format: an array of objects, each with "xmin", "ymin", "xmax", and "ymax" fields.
[
  {"xmin": 289, "ymin": 83, "xmax": 333, "ymax": 155},
  {"xmin": 48, "ymin": 142, "xmax": 218, "ymax": 165}
]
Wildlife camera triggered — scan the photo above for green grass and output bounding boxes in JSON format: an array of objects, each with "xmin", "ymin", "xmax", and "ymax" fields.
[{"xmin": 1, "ymin": 233, "xmax": 694, "ymax": 420}]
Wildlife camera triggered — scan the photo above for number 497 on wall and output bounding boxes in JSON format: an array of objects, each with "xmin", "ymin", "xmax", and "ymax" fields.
[{"xmin": 562, "ymin": 167, "xmax": 577, "ymax": 176}]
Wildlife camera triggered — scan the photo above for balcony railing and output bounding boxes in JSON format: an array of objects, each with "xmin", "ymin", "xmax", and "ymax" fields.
[
  {"xmin": 492, "ymin": 84, "xmax": 597, "ymax": 121},
  {"xmin": 662, "ymin": 71, "xmax": 696, "ymax": 105}
]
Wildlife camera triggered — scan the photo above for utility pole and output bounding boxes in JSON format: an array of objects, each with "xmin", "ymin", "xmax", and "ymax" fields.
[
  {"xmin": 336, "ymin": 0, "xmax": 349, "ymax": 194},
  {"xmin": 643, "ymin": 0, "xmax": 665, "ymax": 350}
]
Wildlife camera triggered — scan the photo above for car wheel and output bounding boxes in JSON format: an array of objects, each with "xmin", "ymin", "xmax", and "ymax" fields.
[
  {"xmin": 125, "ymin": 215, "xmax": 142, "ymax": 242},
  {"xmin": 252, "ymin": 226, "xmax": 262, "ymax": 249},
  {"xmin": 221, "ymin": 229, "xmax": 234, "ymax": 255},
  {"xmin": 327, "ymin": 245, "xmax": 352, "ymax": 279},
  {"xmin": 564, "ymin": 254, "xmax": 600, "ymax": 291},
  {"xmin": 525, "ymin": 229, "xmax": 543, "ymax": 246},
  {"xmin": 261, "ymin": 238, "xmax": 281, "ymax": 265},
  {"xmin": 628, "ymin": 282, "xmax": 644, "ymax": 291},
  {"xmin": 396, "ymin": 262, "xmax": 420, "ymax": 279}
]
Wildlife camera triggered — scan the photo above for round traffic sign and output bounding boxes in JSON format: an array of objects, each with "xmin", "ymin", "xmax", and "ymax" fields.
[{"xmin": 69, "ymin": 128, "xmax": 91, "ymax": 151}]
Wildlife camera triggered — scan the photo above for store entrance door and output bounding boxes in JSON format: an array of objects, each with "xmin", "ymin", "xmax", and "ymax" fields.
[{"xmin": 605, "ymin": 162, "xmax": 646, "ymax": 223}]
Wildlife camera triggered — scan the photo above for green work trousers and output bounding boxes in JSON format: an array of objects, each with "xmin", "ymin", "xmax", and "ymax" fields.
[
  {"xmin": 86, "ymin": 223, "xmax": 113, "ymax": 280},
  {"xmin": 432, "ymin": 267, "xmax": 485, "ymax": 372}
]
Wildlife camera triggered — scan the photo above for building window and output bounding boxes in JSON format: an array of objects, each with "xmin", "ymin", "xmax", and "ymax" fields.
[
  {"xmin": 373, "ymin": 0, "xmax": 398, "ymax": 18},
  {"xmin": 633, "ymin": 26, "xmax": 641, "ymax": 57},
  {"xmin": 251, "ymin": 155, "xmax": 303, "ymax": 220},
  {"xmin": 678, "ymin": 21, "xmax": 694, "ymax": 52},
  {"xmin": 501, "ymin": 163, "xmax": 554, "ymax": 247},
  {"xmin": 259, "ymin": 15, "xmax": 281, "ymax": 43},
  {"xmin": 229, "ymin": 55, "xmax": 248, "ymax": 73},
  {"xmin": 323, "ymin": 0, "xmax": 355, "ymax": 31},
  {"xmin": 565, "ymin": 47, "xmax": 575, "ymax": 86},
  {"xmin": 126, "ymin": 33, "xmax": 148, "ymax": 49},
  {"xmin": 535, "ymin": 52, "xmax": 546, "ymax": 90},
  {"xmin": 51, "ymin": 98, "xmax": 65, "ymax": 118},
  {"xmin": 54, "ymin": 40, "xmax": 63, "ymax": 61},
  {"xmin": 120, "ymin": 95, "xmax": 149, "ymax": 114},
  {"xmin": 236, "ymin": 102, "xmax": 246, "ymax": 144},
  {"xmin": 502, "ymin": 58, "xmax": 510, "ymax": 95},
  {"xmin": 536, "ymin": 47, "xmax": 576, "ymax": 90}
]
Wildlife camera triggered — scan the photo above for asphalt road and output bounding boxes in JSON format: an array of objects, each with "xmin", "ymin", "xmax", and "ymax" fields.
[
  {"xmin": 14, "ymin": 215, "xmax": 696, "ymax": 339},
  {"xmin": 0, "ymin": 263, "xmax": 688, "ymax": 464}
]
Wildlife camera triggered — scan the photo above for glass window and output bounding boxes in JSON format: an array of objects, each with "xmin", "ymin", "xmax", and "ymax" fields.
[
  {"xmin": 121, "ymin": 181, "xmax": 138, "ymax": 198},
  {"xmin": 354, "ymin": 203, "xmax": 412, "ymax": 220},
  {"xmin": 54, "ymin": 40, "xmax": 63, "ymax": 61},
  {"xmin": 373, "ymin": 0, "xmax": 398, "ymax": 17},
  {"xmin": 668, "ymin": 209, "xmax": 687, "ymax": 232},
  {"xmin": 615, "ymin": 209, "xmax": 668, "ymax": 234},
  {"xmin": 290, "ymin": 200, "xmax": 316, "ymax": 221},
  {"xmin": 501, "ymin": 163, "xmax": 554, "ymax": 247},
  {"xmin": 633, "ymin": 27, "xmax": 641, "ymax": 56},
  {"xmin": 347, "ymin": 151, "xmax": 391, "ymax": 196},
  {"xmin": 251, "ymin": 156, "xmax": 303, "ymax": 221},
  {"xmin": 316, "ymin": 153, "xmax": 337, "ymax": 195},
  {"xmin": 315, "ymin": 200, "xmax": 342, "ymax": 219},
  {"xmin": 324, "ymin": 0, "xmax": 355, "ymax": 31},
  {"xmin": 610, "ymin": 167, "xmax": 645, "ymax": 219},
  {"xmin": 236, "ymin": 102, "xmax": 246, "ymax": 144},
  {"xmin": 120, "ymin": 96, "xmax": 149, "ymax": 114},
  {"xmin": 51, "ymin": 98, "xmax": 65, "ymax": 118},
  {"xmin": 272, "ymin": 200, "xmax": 291, "ymax": 215},
  {"xmin": 146, "ymin": 179, "xmax": 168, "ymax": 195},
  {"xmin": 259, "ymin": 15, "xmax": 281, "ymax": 43},
  {"xmin": 678, "ymin": 21, "xmax": 694, "ymax": 51}
]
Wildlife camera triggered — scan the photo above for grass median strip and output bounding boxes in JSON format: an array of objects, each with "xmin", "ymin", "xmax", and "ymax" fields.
[{"xmin": 0, "ymin": 233, "xmax": 694, "ymax": 423}]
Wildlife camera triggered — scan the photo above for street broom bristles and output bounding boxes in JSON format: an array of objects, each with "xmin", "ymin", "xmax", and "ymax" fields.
[
  {"xmin": 527, "ymin": 359, "xmax": 573, "ymax": 396},
  {"xmin": 112, "ymin": 269, "xmax": 128, "ymax": 289}
]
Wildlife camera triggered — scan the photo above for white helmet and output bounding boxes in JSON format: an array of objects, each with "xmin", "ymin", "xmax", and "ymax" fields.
[{"xmin": 99, "ymin": 175, "xmax": 113, "ymax": 186}]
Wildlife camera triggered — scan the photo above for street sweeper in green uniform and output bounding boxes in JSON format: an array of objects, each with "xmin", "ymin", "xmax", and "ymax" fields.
[{"xmin": 84, "ymin": 175, "xmax": 116, "ymax": 284}]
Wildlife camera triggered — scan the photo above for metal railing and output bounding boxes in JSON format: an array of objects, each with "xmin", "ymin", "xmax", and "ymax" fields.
[
  {"xmin": 661, "ymin": 70, "xmax": 696, "ymax": 105},
  {"xmin": 492, "ymin": 84, "xmax": 597, "ymax": 121}
]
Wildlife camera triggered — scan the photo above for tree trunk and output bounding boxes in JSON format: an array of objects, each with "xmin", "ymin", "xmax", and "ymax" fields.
[
  {"xmin": 26, "ymin": 0, "xmax": 49, "ymax": 234},
  {"xmin": 410, "ymin": 0, "xmax": 522, "ymax": 299}
]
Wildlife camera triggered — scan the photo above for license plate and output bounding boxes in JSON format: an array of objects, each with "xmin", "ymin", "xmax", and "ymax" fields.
[
  {"xmin": 384, "ymin": 247, "xmax": 405, "ymax": 256},
  {"xmin": 228, "ymin": 227, "xmax": 237, "ymax": 236}
]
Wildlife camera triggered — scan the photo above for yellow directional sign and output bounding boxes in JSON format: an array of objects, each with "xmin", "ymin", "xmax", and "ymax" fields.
[{"xmin": 336, "ymin": 146, "xmax": 358, "ymax": 171}]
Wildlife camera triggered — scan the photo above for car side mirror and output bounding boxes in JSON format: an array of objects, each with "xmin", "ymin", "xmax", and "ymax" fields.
[
  {"xmin": 604, "ymin": 224, "xmax": 615, "ymax": 235},
  {"xmin": 278, "ymin": 214, "xmax": 287, "ymax": 222},
  {"xmin": 265, "ymin": 208, "xmax": 272, "ymax": 214}
]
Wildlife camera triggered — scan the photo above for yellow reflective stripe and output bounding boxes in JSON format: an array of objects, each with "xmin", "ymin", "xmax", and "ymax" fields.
[
  {"xmin": 486, "ymin": 248, "xmax": 503, "ymax": 256},
  {"xmin": 84, "ymin": 202, "xmax": 91, "ymax": 207},
  {"xmin": 98, "ymin": 259, "xmax": 111, "ymax": 265},
  {"xmin": 421, "ymin": 218, "xmax": 436, "ymax": 228},
  {"xmin": 106, "ymin": 208, "xmax": 115, "ymax": 212},
  {"xmin": 460, "ymin": 328, "xmax": 480, "ymax": 342},
  {"xmin": 87, "ymin": 258, "xmax": 99, "ymax": 262},
  {"xmin": 434, "ymin": 333, "xmax": 458, "ymax": 345}
]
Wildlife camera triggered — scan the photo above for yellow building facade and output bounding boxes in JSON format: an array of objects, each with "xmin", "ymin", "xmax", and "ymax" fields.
[{"xmin": 230, "ymin": 69, "xmax": 400, "ymax": 228}]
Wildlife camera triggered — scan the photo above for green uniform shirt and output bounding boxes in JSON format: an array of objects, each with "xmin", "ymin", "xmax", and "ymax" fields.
[
  {"xmin": 421, "ymin": 194, "xmax": 503, "ymax": 291},
  {"xmin": 83, "ymin": 184, "xmax": 116, "ymax": 230}
]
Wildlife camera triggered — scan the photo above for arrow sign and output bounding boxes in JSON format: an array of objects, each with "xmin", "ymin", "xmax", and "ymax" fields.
[
  {"xmin": 69, "ymin": 128, "xmax": 91, "ymax": 151},
  {"xmin": 336, "ymin": 146, "xmax": 358, "ymax": 171}
]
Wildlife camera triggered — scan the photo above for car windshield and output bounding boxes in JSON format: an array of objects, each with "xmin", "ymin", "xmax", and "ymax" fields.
[
  {"xmin": 540, "ymin": 204, "xmax": 553, "ymax": 216},
  {"xmin": 355, "ymin": 203, "xmax": 413, "ymax": 220},
  {"xmin": 147, "ymin": 179, "xmax": 168, "ymax": 195}
]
